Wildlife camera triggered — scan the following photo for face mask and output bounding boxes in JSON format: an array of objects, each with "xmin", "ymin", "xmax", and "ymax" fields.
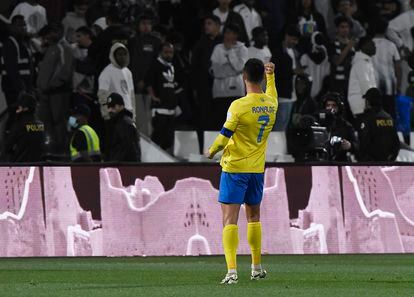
[
  {"xmin": 67, "ymin": 116, "xmax": 78, "ymax": 130},
  {"xmin": 109, "ymin": 112, "xmax": 117, "ymax": 118}
]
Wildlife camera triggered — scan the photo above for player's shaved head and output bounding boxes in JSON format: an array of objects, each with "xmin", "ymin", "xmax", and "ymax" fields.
[{"xmin": 243, "ymin": 58, "xmax": 265, "ymax": 84}]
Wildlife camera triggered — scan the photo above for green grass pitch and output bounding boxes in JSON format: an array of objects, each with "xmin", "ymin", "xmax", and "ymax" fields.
[{"xmin": 0, "ymin": 255, "xmax": 413, "ymax": 297}]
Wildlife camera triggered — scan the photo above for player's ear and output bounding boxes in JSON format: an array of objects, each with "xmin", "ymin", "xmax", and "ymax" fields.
[{"xmin": 242, "ymin": 71, "xmax": 247, "ymax": 82}]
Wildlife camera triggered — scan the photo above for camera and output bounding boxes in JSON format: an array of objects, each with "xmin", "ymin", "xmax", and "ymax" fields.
[
  {"xmin": 329, "ymin": 136, "xmax": 343, "ymax": 150},
  {"xmin": 287, "ymin": 115, "xmax": 330, "ymax": 162}
]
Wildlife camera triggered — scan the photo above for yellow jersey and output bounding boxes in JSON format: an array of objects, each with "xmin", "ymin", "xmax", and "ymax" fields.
[{"xmin": 209, "ymin": 73, "xmax": 278, "ymax": 173}]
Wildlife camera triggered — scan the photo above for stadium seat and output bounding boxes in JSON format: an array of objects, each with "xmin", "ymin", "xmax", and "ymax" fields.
[
  {"xmin": 174, "ymin": 131, "xmax": 200, "ymax": 160},
  {"xmin": 267, "ymin": 132, "xmax": 288, "ymax": 155},
  {"xmin": 140, "ymin": 133, "xmax": 177, "ymax": 162},
  {"xmin": 411, "ymin": 132, "xmax": 414, "ymax": 150}
]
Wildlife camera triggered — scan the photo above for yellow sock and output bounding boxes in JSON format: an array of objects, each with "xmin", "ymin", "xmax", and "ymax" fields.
[
  {"xmin": 222, "ymin": 224, "xmax": 239, "ymax": 272},
  {"xmin": 247, "ymin": 222, "xmax": 262, "ymax": 268}
]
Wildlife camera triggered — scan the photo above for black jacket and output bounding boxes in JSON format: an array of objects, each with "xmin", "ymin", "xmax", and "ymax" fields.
[
  {"xmin": 0, "ymin": 36, "xmax": 34, "ymax": 94},
  {"xmin": 359, "ymin": 109, "xmax": 400, "ymax": 161},
  {"xmin": 106, "ymin": 109, "xmax": 141, "ymax": 162},
  {"xmin": 129, "ymin": 32, "xmax": 162, "ymax": 89},
  {"xmin": 145, "ymin": 57, "xmax": 178, "ymax": 110},
  {"xmin": 191, "ymin": 34, "xmax": 222, "ymax": 101},
  {"xmin": 328, "ymin": 116, "xmax": 358, "ymax": 162},
  {"xmin": 4, "ymin": 112, "xmax": 45, "ymax": 162},
  {"xmin": 272, "ymin": 46, "xmax": 298, "ymax": 98}
]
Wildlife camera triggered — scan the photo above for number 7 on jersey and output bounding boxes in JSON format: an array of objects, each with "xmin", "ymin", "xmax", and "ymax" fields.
[{"xmin": 257, "ymin": 115, "xmax": 270, "ymax": 143}]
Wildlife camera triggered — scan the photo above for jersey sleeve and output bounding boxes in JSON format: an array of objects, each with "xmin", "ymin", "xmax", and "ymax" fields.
[
  {"xmin": 265, "ymin": 73, "xmax": 278, "ymax": 101},
  {"xmin": 208, "ymin": 102, "xmax": 240, "ymax": 157}
]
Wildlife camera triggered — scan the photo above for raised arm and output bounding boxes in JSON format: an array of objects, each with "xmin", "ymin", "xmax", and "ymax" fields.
[{"xmin": 264, "ymin": 62, "xmax": 277, "ymax": 101}]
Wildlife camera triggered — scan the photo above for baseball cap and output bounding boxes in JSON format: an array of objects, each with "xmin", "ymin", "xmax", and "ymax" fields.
[
  {"xmin": 363, "ymin": 87, "xmax": 382, "ymax": 106},
  {"xmin": 105, "ymin": 93, "xmax": 124, "ymax": 108},
  {"xmin": 363, "ymin": 87, "xmax": 382, "ymax": 99}
]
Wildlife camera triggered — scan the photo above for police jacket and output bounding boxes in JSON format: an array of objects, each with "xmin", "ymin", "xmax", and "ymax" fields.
[
  {"xmin": 0, "ymin": 36, "xmax": 33, "ymax": 93},
  {"xmin": 4, "ymin": 112, "xmax": 44, "ymax": 162},
  {"xmin": 359, "ymin": 108, "xmax": 400, "ymax": 161},
  {"xmin": 106, "ymin": 109, "xmax": 141, "ymax": 162}
]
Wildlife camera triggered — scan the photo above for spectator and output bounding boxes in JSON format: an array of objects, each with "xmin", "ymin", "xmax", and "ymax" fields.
[
  {"xmin": 289, "ymin": 73, "xmax": 318, "ymax": 127},
  {"xmin": 10, "ymin": 0, "xmax": 47, "ymax": 35},
  {"xmin": 1, "ymin": 15, "xmax": 34, "ymax": 132},
  {"xmin": 114, "ymin": 0, "xmax": 147, "ymax": 25},
  {"xmin": 300, "ymin": 31, "xmax": 330, "ymax": 98},
  {"xmin": 210, "ymin": 23, "xmax": 248, "ymax": 130},
  {"xmin": 291, "ymin": 0, "xmax": 327, "ymax": 36},
  {"xmin": 370, "ymin": 18, "xmax": 402, "ymax": 119},
  {"xmin": 167, "ymin": 31, "xmax": 192, "ymax": 127},
  {"xmin": 88, "ymin": 7, "xmax": 132, "ymax": 75},
  {"xmin": 98, "ymin": 43, "xmax": 135, "ymax": 120},
  {"xmin": 327, "ymin": 15, "xmax": 355, "ymax": 118},
  {"xmin": 388, "ymin": 0, "xmax": 414, "ymax": 53},
  {"xmin": 61, "ymin": 0, "xmax": 89, "ymax": 43},
  {"xmin": 105, "ymin": 92, "xmax": 141, "ymax": 162},
  {"xmin": 213, "ymin": 0, "xmax": 249, "ymax": 45},
  {"xmin": 68, "ymin": 104, "xmax": 101, "ymax": 162},
  {"xmin": 85, "ymin": 0, "xmax": 112, "ymax": 25},
  {"xmin": 272, "ymin": 24, "xmax": 302, "ymax": 99},
  {"xmin": 130, "ymin": 14, "xmax": 162, "ymax": 136},
  {"xmin": 191, "ymin": 14, "xmax": 222, "ymax": 147},
  {"xmin": 348, "ymin": 36, "xmax": 377, "ymax": 126},
  {"xmin": 321, "ymin": 92, "xmax": 358, "ymax": 162},
  {"xmin": 233, "ymin": 0, "xmax": 263, "ymax": 42},
  {"xmin": 248, "ymin": 27, "xmax": 272, "ymax": 63},
  {"xmin": 4, "ymin": 93, "xmax": 45, "ymax": 162},
  {"xmin": 36, "ymin": 23, "xmax": 74, "ymax": 154},
  {"xmin": 335, "ymin": 0, "xmax": 366, "ymax": 39},
  {"xmin": 71, "ymin": 26, "xmax": 104, "ymax": 142},
  {"xmin": 359, "ymin": 87, "xmax": 400, "ymax": 161},
  {"xmin": 145, "ymin": 42, "xmax": 179, "ymax": 152},
  {"xmin": 378, "ymin": 0, "xmax": 402, "ymax": 21}
]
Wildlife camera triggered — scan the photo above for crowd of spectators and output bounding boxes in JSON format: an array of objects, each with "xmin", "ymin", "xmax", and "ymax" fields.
[{"xmin": 0, "ymin": 0, "xmax": 413, "ymax": 163}]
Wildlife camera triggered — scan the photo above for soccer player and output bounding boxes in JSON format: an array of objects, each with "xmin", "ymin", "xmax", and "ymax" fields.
[{"xmin": 207, "ymin": 60, "xmax": 278, "ymax": 284}]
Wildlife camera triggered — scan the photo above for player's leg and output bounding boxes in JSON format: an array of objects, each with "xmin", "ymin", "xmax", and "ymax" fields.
[
  {"xmin": 221, "ymin": 203, "xmax": 241, "ymax": 283},
  {"xmin": 218, "ymin": 172, "xmax": 248, "ymax": 284},
  {"xmin": 244, "ymin": 173, "xmax": 267, "ymax": 280}
]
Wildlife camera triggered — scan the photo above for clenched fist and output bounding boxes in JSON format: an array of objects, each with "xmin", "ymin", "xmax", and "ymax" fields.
[{"xmin": 264, "ymin": 62, "xmax": 275, "ymax": 75}]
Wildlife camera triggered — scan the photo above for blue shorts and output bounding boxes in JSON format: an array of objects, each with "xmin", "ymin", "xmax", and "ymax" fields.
[{"xmin": 218, "ymin": 172, "xmax": 264, "ymax": 205}]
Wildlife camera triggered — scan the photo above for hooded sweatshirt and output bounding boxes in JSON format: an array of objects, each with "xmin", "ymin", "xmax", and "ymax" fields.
[
  {"xmin": 62, "ymin": 12, "xmax": 87, "ymax": 43},
  {"xmin": 98, "ymin": 43, "xmax": 135, "ymax": 119}
]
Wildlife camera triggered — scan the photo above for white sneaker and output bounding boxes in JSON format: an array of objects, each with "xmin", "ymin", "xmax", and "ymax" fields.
[
  {"xmin": 251, "ymin": 269, "xmax": 267, "ymax": 280},
  {"xmin": 220, "ymin": 273, "xmax": 238, "ymax": 284}
]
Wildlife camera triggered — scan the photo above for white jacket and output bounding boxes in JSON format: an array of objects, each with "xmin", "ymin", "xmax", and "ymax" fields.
[
  {"xmin": 98, "ymin": 43, "xmax": 135, "ymax": 119},
  {"xmin": 210, "ymin": 41, "xmax": 248, "ymax": 99},
  {"xmin": 348, "ymin": 51, "xmax": 377, "ymax": 115}
]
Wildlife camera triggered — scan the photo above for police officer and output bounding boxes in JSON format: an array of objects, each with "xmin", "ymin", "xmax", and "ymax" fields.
[
  {"xmin": 321, "ymin": 92, "xmax": 358, "ymax": 162},
  {"xmin": 68, "ymin": 104, "xmax": 101, "ymax": 162},
  {"xmin": 4, "ymin": 93, "xmax": 45, "ymax": 162},
  {"xmin": 359, "ymin": 87, "xmax": 400, "ymax": 161},
  {"xmin": 104, "ymin": 93, "xmax": 141, "ymax": 162}
]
